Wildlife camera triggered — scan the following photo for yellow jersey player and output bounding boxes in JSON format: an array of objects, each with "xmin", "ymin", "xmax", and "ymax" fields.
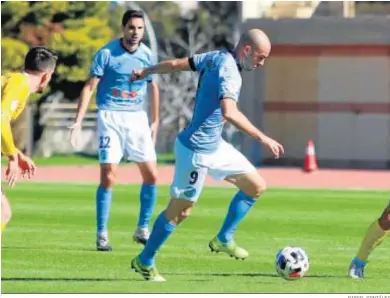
[
  {"xmin": 349, "ymin": 201, "xmax": 390, "ymax": 279},
  {"xmin": 1, "ymin": 46, "xmax": 57, "ymax": 235}
]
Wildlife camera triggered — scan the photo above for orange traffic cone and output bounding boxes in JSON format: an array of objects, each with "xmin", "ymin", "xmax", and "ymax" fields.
[{"xmin": 303, "ymin": 140, "xmax": 318, "ymax": 172}]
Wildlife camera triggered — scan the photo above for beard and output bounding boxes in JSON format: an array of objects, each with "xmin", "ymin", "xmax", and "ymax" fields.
[
  {"xmin": 240, "ymin": 51, "xmax": 254, "ymax": 71},
  {"xmin": 125, "ymin": 37, "xmax": 139, "ymax": 47}
]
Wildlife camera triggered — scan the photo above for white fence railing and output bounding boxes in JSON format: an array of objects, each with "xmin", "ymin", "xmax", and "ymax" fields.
[{"xmin": 39, "ymin": 102, "xmax": 97, "ymax": 129}]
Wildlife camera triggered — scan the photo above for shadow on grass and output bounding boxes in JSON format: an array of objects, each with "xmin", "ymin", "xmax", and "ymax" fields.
[
  {"xmin": 1, "ymin": 276, "xmax": 209, "ymax": 283},
  {"xmin": 165, "ymin": 272, "xmax": 348, "ymax": 279}
]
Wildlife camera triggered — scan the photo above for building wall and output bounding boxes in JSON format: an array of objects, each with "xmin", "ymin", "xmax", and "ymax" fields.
[{"xmin": 239, "ymin": 19, "xmax": 390, "ymax": 169}]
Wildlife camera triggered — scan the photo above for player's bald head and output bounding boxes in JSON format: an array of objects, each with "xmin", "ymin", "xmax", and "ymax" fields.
[
  {"xmin": 238, "ymin": 29, "xmax": 271, "ymax": 53},
  {"xmin": 236, "ymin": 29, "xmax": 271, "ymax": 71}
]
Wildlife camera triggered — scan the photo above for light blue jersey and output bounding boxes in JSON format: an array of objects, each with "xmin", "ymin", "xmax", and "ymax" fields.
[
  {"xmin": 178, "ymin": 49, "xmax": 242, "ymax": 153},
  {"xmin": 91, "ymin": 39, "xmax": 156, "ymax": 111}
]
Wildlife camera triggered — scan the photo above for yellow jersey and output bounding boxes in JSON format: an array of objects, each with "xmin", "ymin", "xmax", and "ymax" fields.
[{"xmin": 1, "ymin": 72, "xmax": 30, "ymax": 156}]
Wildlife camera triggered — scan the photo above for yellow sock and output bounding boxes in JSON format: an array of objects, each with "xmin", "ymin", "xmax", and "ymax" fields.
[
  {"xmin": 1, "ymin": 223, "xmax": 6, "ymax": 234},
  {"xmin": 356, "ymin": 220, "xmax": 389, "ymax": 262}
]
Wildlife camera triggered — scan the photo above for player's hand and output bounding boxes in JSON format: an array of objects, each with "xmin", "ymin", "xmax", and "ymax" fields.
[
  {"xmin": 68, "ymin": 122, "xmax": 82, "ymax": 149},
  {"xmin": 5, "ymin": 154, "xmax": 19, "ymax": 188},
  {"xmin": 150, "ymin": 121, "xmax": 159, "ymax": 145},
  {"xmin": 261, "ymin": 136, "xmax": 284, "ymax": 159},
  {"xmin": 17, "ymin": 152, "xmax": 36, "ymax": 179},
  {"xmin": 131, "ymin": 69, "xmax": 148, "ymax": 82}
]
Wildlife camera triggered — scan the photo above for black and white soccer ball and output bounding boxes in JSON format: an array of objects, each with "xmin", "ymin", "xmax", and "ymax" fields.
[{"xmin": 275, "ymin": 246, "xmax": 309, "ymax": 280}]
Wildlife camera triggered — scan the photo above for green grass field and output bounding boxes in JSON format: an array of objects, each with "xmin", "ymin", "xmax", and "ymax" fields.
[
  {"xmin": 1, "ymin": 153, "xmax": 175, "ymax": 166},
  {"xmin": 1, "ymin": 183, "xmax": 389, "ymax": 294}
]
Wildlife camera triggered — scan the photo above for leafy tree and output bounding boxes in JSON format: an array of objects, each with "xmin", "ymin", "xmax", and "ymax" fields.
[
  {"xmin": 136, "ymin": 1, "xmax": 181, "ymax": 38},
  {"xmin": 1, "ymin": 1, "xmax": 122, "ymax": 101},
  {"xmin": 1, "ymin": 1, "xmax": 122, "ymax": 152},
  {"xmin": 1, "ymin": 37, "xmax": 29, "ymax": 72}
]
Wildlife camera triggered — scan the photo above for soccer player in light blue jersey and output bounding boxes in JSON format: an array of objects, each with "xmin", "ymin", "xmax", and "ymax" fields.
[
  {"xmin": 69, "ymin": 10, "xmax": 160, "ymax": 251},
  {"xmin": 130, "ymin": 29, "xmax": 284, "ymax": 281}
]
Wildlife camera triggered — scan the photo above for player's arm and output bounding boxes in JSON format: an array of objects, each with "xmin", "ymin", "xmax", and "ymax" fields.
[
  {"xmin": 73, "ymin": 48, "xmax": 108, "ymax": 125},
  {"xmin": 69, "ymin": 49, "xmax": 107, "ymax": 148},
  {"xmin": 74, "ymin": 77, "xmax": 100, "ymax": 124},
  {"xmin": 12, "ymin": 100, "xmax": 27, "ymax": 121},
  {"xmin": 132, "ymin": 58, "xmax": 191, "ymax": 81},
  {"xmin": 218, "ymin": 61, "xmax": 284, "ymax": 158},
  {"xmin": 1, "ymin": 82, "xmax": 22, "ymax": 187},
  {"xmin": 146, "ymin": 54, "xmax": 160, "ymax": 132},
  {"xmin": 147, "ymin": 57, "xmax": 192, "ymax": 73},
  {"xmin": 148, "ymin": 81, "xmax": 159, "ymax": 122},
  {"xmin": 132, "ymin": 51, "xmax": 212, "ymax": 81},
  {"xmin": 68, "ymin": 77, "xmax": 99, "ymax": 148},
  {"xmin": 1, "ymin": 81, "xmax": 21, "ymax": 159},
  {"xmin": 221, "ymin": 98, "xmax": 284, "ymax": 159},
  {"xmin": 221, "ymin": 98, "xmax": 268, "ymax": 143},
  {"xmin": 148, "ymin": 80, "xmax": 160, "ymax": 144},
  {"xmin": 1, "ymin": 114, "xmax": 18, "ymax": 159}
]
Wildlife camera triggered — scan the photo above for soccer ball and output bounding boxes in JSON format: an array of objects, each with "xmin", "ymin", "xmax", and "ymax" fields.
[{"xmin": 275, "ymin": 246, "xmax": 309, "ymax": 280}]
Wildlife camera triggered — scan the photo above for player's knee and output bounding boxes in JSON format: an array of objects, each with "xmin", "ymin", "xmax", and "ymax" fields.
[
  {"xmin": 179, "ymin": 207, "xmax": 192, "ymax": 221},
  {"xmin": 165, "ymin": 199, "xmax": 193, "ymax": 225},
  {"xmin": 100, "ymin": 170, "xmax": 116, "ymax": 188},
  {"xmin": 138, "ymin": 163, "xmax": 158, "ymax": 185},
  {"xmin": 171, "ymin": 206, "xmax": 192, "ymax": 225},
  {"xmin": 247, "ymin": 179, "xmax": 267, "ymax": 198},
  {"xmin": 142, "ymin": 171, "xmax": 157, "ymax": 185}
]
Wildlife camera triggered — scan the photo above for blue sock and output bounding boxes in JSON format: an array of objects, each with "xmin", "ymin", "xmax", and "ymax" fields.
[
  {"xmin": 96, "ymin": 185, "xmax": 113, "ymax": 234},
  {"xmin": 217, "ymin": 191, "xmax": 257, "ymax": 244},
  {"xmin": 353, "ymin": 257, "xmax": 367, "ymax": 267},
  {"xmin": 139, "ymin": 212, "xmax": 176, "ymax": 266},
  {"xmin": 138, "ymin": 184, "xmax": 157, "ymax": 229}
]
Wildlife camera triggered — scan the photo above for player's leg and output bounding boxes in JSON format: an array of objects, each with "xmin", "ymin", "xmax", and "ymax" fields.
[
  {"xmin": 131, "ymin": 138, "xmax": 206, "ymax": 281},
  {"xmin": 1, "ymin": 190, "xmax": 12, "ymax": 235},
  {"xmin": 131, "ymin": 197, "xmax": 196, "ymax": 282},
  {"xmin": 133, "ymin": 161, "xmax": 158, "ymax": 245},
  {"xmin": 122, "ymin": 111, "xmax": 157, "ymax": 245},
  {"xmin": 126, "ymin": 114, "xmax": 159, "ymax": 245},
  {"xmin": 349, "ymin": 201, "xmax": 390, "ymax": 279},
  {"xmin": 96, "ymin": 163, "xmax": 119, "ymax": 251},
  {"xmin": 208, "ymin": 141, "xmax": 265, "ymax": 259},
  {"xmin": 123, "ymin": 111, "xmax": 158, "ymax": 245},
  {"xmin": 96, "ymin": 110, "xmax": 123, "ymax": 251}
]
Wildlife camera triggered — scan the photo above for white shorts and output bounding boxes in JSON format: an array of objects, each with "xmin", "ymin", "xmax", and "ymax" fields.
[
  {"xmin": 97, "ymin": 110, "xmax": 157, "ymax": 164},
  {"xmin": 170, "ymin": 138, "xmax": 257, "ymax": 202}
]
